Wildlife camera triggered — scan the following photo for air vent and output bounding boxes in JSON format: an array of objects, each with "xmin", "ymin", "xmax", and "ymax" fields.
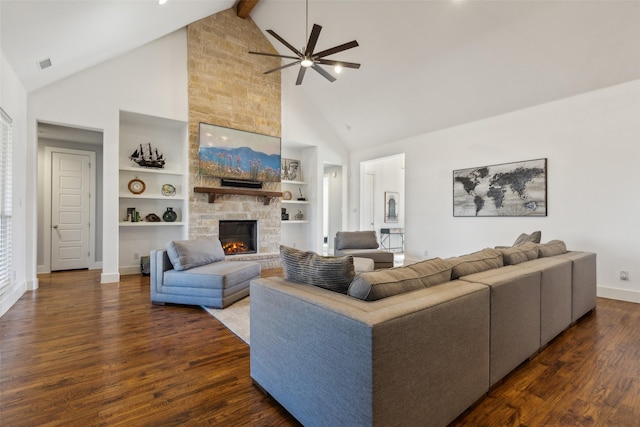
[{"xmin": 37, "ymin": 58, "xmax": 52, "ymax": 70}]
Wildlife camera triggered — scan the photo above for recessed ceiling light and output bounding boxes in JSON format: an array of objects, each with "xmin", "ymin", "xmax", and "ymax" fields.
[
  {"xmin": 37, "ymin": 58, "xmax": 52, "ymax": 70},
  {"xmin": 158, "ymin": 0, "xmax": 168, "ymax": 5}
]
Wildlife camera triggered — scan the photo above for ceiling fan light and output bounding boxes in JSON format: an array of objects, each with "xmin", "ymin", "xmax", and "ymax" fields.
[
  {"xmin": 301, "ymin": 58, "xmax": 314, "ymax": 68},
  {"xmin": 334, "ymin": 65, "xmax": 343, "ymax": 74}
]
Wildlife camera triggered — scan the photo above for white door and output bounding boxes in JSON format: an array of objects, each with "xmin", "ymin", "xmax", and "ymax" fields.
[
  {"xmin": 51, "ymin": 151, "xmax": 91, "ymax": 271},
  {"xmin": 362, "ymin": 172, "xmax": 375, "ymax": 231}
]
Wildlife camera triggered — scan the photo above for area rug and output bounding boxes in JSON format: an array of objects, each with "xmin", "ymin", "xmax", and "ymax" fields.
[{"xmin": 202, "ymin": 297, "xmax": 250, "ymax": 345}]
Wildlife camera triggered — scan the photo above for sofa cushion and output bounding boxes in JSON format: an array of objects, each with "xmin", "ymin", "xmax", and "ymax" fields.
[
  {"xmin": 335, "ymin": 231, "xmax": 379, "ymax": 250},
  {"xmin": 280, "ymin": 245, "xmax": 355, "ymax": 293},
  {"xmin": 500, "ymin": 242, "xmax": 539, "ymax": 265},
  {"xmin": 166, "ymin": 237, "xmax": 226, "ymax": 271},
  {"xmin": 448, "ymin": 248, "xmax": 504, "ymax": 280},
  {"xmin": 348, "ymin": 266, "xmax": 425, "ymax": 301},
  {"xmin": 513, "ymin": 231, "xmax": 542, "ymax": 246},
  {"xmin": 538, "ymin": 240, "xmax": 567, "ymax": 257},
  {"xmin": 406, "ymin": 258, "xmax": 453, "ymax": 287},
  {"xmin": 348, "ymin": 258, "xmax": 452, "ymax": 301}
]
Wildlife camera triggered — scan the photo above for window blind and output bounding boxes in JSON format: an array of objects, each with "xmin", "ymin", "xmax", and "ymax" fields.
[{"xmin": 0, "ymin": 108, "xmax": 13, "ymax": 296}]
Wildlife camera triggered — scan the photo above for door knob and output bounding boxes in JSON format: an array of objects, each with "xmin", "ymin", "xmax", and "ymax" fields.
[{"xmin": 52, "ymin": 225, "xmax": 58, "ymax": 229}]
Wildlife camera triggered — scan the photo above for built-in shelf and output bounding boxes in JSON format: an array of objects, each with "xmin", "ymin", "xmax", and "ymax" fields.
[
  {"xmin": 194, "ymin": 187, "xmax": 282, "ymax": 205},
  {"xmin": 119, "ymin": 166, "xmax": 183, "ymax": 176},
  {"xmin": 119, "ymin": 222, "xmax": 186, "ymax": 227},
  {"xmin": 120, "ymin": 195, "xmax": 185, "ymax": 201},
  {"xmin": 282, "ymin": 220, "xmax": 309, "ymax": 224},
  {"xmin": 282, "ymin": 200, "xmax": 310, "ymax": 205}
]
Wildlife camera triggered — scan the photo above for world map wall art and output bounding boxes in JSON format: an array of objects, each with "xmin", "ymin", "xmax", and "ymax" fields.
[{"xmin": 453, "ymin": 158, "xmax": 547, "ymax": 217}]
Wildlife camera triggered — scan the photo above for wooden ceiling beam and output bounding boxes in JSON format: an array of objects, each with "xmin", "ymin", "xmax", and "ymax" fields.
[{"xmin": 236, "ymin": 0, "xmax": 260, "ymax": 19}]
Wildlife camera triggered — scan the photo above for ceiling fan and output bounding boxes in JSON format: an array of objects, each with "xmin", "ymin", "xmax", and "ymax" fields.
[{"xmin": 249, "ymin": 0, "xmax": 360, "ymax": 85}]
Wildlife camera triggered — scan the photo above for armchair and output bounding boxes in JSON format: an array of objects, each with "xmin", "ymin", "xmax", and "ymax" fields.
[{"xmin": 334, "ymin": 231, "xmax": 394, "ymax": 269}]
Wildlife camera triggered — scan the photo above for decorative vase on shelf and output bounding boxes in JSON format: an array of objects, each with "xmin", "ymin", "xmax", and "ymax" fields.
[
  {"xmin": 163, "ymin": 207, "xmax": 177, "ymax": 222},
  {"xmin": 294, "ymin": 210, "xmax": 304, "ymax": 220}
]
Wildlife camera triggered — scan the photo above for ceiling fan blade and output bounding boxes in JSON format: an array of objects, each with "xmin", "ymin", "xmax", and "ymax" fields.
[
  {"xmin": 266, "ymin": 30, "xmax": 303, "ymax": 57},
  {"xmin": 317, "ymin": 59, "xmax": 361, "ymax": 69},
  {"xmin": 305, "ymin": 24, "xmax": 322, "ymax": 56},
  {"xmin": 313, "ymin": 40, "xmax": 359, "ymax": 59},
  {"xmin": 264, "ymin": 61, "xmax": 301, "ymax": 75},
  {"xmin": 296, "ymin": 67, "xmax": 307, "ymax": 86},
  {"xmin": 249, "ymin": 51, "xmax": 300, "ymax": 61},
  {"xmin": 312, "ymin": 65, "xmax": 336, "ymax": 83}
]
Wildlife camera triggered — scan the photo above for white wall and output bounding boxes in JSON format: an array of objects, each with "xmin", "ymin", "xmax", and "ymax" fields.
[
  {"xmin": 0, "ymin": 48, "xmax": 29, "ymax": 316},
  {"xmin": 27, "ymin": 29, "xmax": 189, "ymax": 283},
  {"xmin": 350, "ymin": 79, "xmax": 640, "ymax": 303}
]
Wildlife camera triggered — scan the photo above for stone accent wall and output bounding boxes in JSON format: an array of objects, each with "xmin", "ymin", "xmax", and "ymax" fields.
[{"xmin": 187, "ymin": 8, "xmax": 282, "ymax": 267}]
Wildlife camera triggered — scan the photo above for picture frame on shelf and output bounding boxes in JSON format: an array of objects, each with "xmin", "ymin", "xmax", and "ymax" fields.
[{"xmin": 281, "ymin": 158, "xmax": 302, "ymax": 182}]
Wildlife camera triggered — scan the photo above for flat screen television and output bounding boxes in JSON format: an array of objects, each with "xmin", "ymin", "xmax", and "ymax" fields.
[{"xmin": 198, "ymin": 123, "xmax": 281, "ymax": 183}]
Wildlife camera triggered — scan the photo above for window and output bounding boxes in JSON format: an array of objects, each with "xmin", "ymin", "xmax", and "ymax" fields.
[{"xmin": 0, "ymin": 108, "xmax": 12, "ymax": 295}]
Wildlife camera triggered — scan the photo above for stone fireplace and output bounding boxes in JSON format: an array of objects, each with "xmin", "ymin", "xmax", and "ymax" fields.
[
  {"xmin": 187, "ymin": 9, "xmax": 282, "ymax": 269},
  {"xmin": 219, "ymin": 220, "xmax": 257, "ymax": 255}
]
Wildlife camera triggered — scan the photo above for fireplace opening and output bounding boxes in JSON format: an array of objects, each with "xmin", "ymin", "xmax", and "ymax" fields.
[{"xmin": 219, "ymin": 220, "xmax": 257, "ymax": 255}]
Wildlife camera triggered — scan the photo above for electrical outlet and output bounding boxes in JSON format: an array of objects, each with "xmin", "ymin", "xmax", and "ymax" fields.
[
  {"xmin": 620, "ymin": 271, "xmax": 629, "ymax": 281},
  {"xmin": 133, "ymin": 253, "xmax": 139, "ymax": 260}
]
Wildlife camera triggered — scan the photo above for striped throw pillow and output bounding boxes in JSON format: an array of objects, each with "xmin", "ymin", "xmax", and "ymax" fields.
[{"xmin": 280, "ymin": 245, "xmax": 355, "ymax": 293}]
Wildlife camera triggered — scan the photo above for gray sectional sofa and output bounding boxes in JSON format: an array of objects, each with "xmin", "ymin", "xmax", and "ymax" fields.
[{"xmin": 250, "ymin": 240, "xmax": 596, "ymax": 427}]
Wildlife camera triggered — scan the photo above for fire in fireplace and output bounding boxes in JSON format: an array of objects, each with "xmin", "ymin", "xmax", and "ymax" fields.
[{"xmin": 219, "ymin": 220, "xmax": 257, "ymax": 255}]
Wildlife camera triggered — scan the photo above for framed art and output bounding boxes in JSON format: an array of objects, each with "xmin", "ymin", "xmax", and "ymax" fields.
[
  {"xmin": 198, "ymin": 122, "xmax": 281, "ymax": 183},
  {"xmin": 453, "ymin": 158, "xmax": 547, "ymax": 217},
  {"xmin": 281, "ymin": 158, "xmax": 302, "ymax": 182},
  {"xmin": 385, "ymin": 191, "xmax": 399, "ymax": 223}
]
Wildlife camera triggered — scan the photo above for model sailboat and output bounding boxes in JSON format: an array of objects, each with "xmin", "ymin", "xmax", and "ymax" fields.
[{"xmin": 130, "ymin": 142, "xmax": 165, "ymax": 169}]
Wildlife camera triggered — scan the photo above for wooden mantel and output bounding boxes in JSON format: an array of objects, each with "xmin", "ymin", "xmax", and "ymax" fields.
[{"xmin": 194, "ymin": 187, "xmax": 282, "ymax": 205}]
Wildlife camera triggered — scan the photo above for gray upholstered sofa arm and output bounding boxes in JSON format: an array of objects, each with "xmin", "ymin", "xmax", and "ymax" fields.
[{"xmin": 250, "ymin": 277, "xmax": 491, "ymax": 427}]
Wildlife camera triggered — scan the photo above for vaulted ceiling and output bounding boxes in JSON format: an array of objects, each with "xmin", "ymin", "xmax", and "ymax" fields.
[{"xmin": 2, "ymin": 1, "xmax": 640, "ymax": 151}]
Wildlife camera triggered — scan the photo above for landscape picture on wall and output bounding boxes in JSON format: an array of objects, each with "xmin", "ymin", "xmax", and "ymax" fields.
[
  {"xmin": 198, "ymin": 123, "xmax": 281, "ymax": 182},
  {"xmin": 453, "ymin": 158, "xmax": 547, "ymax": 217}
]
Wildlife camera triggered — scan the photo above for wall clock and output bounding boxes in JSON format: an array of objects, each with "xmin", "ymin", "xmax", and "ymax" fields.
[{"xmin": 128, "ymin": 178, "xmax": 146, "ymax": 194}]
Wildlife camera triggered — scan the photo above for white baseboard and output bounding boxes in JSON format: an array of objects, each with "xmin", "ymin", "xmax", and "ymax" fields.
[
  {"xmin": 597, "ymin": 286, "xmax": 640, "ymax": 304},
  {"xmin": 101, "ymin": 272, "xmax": 120, "ymax": 283},
  {"xmin": 119, "ymin": 266, "xmax": 142, "ymax": 276},
  {"xmin": 0, "ymin": 281, "xmax": 27, "ymax": 317}
]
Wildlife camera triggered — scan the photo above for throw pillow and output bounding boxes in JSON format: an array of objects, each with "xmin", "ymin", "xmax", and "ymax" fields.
[
  {"xmin": 538, "ymin": 240, "xmax": 567, "ymax": 257},
  {"xmin": 500, "ymin": 242, "xmax": 539, "ymax": 265},
  {"xmin": 280, "ymin": 245, "xmax": 355, "ymax": 293},
  {"xmin": 447, "ymin": 248, "xmax": 504, "ymax": 279},
  {"xmin": 166, "ymin": 237, "xmax": 225, "ymax": 271},
  {"xmin": 513, "ymin": 231, "xmax": 542, "ymax": 246}
]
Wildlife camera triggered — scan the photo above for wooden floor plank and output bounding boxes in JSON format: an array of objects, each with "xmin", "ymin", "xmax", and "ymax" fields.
[{"xmin": 2, "ymin": 270, "xmax": 640, "ymax": 426}]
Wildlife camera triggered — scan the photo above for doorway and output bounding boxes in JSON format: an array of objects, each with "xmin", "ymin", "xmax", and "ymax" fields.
[
  {"xmin": 38, "ymin": 123, "xmax": 103, "ymax": 273},
  {"xmin": 360, "ymin": 154, "xmax": 405, "ymax": 259},
  {"xmin": 323, "ymin": 164, "xmax": 343, "ymax": 255}
]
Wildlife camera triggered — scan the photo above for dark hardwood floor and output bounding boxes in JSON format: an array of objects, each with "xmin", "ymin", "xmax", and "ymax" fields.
[{"xmin": 1, "ymin": 270, "xmax": 639, "ymax": 426}]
